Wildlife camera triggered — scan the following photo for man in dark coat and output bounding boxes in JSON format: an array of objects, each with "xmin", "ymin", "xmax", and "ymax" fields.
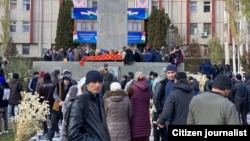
[
  {"xmin": 231, "ymin": 74, "xmax": 248, "ymax": 125},
  {"xmin": 67, "ymin": 70, "xmax": 111, "ymax": 141},
  {"xmin": 153, "ymin": 64, "xmax": 177, "ymax": 141},
  {"xmin": 157, "ymin": 72, "xmax": 193, "ymax": 125}
]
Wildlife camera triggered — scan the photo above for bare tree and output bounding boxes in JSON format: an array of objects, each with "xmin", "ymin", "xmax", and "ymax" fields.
[{"xmin": 0, "ymin": 0, "xmax": 10, "ymax": 57}]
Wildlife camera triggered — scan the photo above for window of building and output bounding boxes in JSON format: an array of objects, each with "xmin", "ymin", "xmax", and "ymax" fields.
[
  {"xmin": 204, "ymin": 1, "xmax": 210, "ymax": 12},
  {"xmin": 77, "ymin": 20, "xmax": 92, "ymax": 31},
  {"xmin": 203, "ymin": 23, "xmax": 211, "ymax": 35},
  {"xmin": 235, "ymin": 0, "xmax": 240, "ymax": 11},
  {"xmin": 22, "ymin": 21, "xmax": 30, "ymax": 32},
  {"xmin": 235, "ymin": 21, "xmax": 240, "ymax": 33},
  {"xmin": 10, "ymin": 0, "xmax": 17, "ymax": 10},
  {"xmin": 22, "ymin": 44, "xmax": 30, "ymax": 55},
  {"xmin": 152, "ymin": 1, "xmax": 159, "ymax": 9},
  {"xmin": 23, "ymin": 0, "xmax": 30, "ymax": 11},
  {"xmin": 190, "ymin": 23, "xmax": 198, "ymax": 35},
  {"xmin": 87, "ymin": 0, "xmax": 91, "ymax": 7},
  {"xmin": 190, "ymin": 1, "xmax": 197, "ymax": 13},
  {"xmin": 10, "ymin": 21, "xmax": 16, "ymax": 32},
  {"xmin": 92, "ymin": 1, "xmax": 97, "ymax": 8},
  {"xmin": 128, "ymin": 21, "xmax": 142, "ymax": 31}
]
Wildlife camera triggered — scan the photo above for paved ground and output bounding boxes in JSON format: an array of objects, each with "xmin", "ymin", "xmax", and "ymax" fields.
[
  {"xmin": 29, "ymin": 126, "xmax": 154, "ymax": 141},
  {"xmin": 29, "ymin": 114, "xmax": 250, "ymax": 141}
]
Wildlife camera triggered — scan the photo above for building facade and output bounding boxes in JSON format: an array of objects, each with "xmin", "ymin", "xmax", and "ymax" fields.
[
  {"xmin": 0, "ymin": 0, "xmax": 60, "ymax": 57},
  {"xmin": 0, "ymin": 0, "xmax": 248, "ymax": 57}
]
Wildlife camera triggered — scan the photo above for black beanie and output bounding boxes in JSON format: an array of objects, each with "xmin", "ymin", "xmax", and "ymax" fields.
[
  {"xmin": 213, "ymin": 74, "xmax": 232, "ymax": 90},
  {"xmin": 13, "ymin": 73, "xmax": 19, "ymax": 79},
  {"xmin": 85, "ymin": 70, "xmax": 103, "ymax": 84}
]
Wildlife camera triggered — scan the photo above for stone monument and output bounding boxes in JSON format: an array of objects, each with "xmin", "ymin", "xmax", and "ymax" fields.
[{"xmin": 97, "ymin": 0, "xmax": 127, "ymax": 50}]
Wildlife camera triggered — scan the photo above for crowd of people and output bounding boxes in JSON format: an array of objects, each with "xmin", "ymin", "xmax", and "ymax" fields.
[
  {"xmin": 43, "ymin": 44, "xmax": 184, "ymax": 67},
  {"xmin": 0, "ymin": 61, "xmax": 249, "ymax": 141}
]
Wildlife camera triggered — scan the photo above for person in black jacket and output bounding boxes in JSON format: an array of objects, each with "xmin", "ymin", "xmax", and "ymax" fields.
[
  {"xmin": 153, "ymin": 64, "xmax": 177, "ymax": 141},
  {"xmin": 0, "ymin": 77, "xmax": 9, "ymax": 134},
  {"xmin": 204, "ymin": 75, "xmax": 213, "ymax": 92},
  {"xmin": 67, "ymin": 70, "xmax": 111, "ymax": 141},
  {"xmin": 231, "ymin": 74, "xmax": 248, "ymax": 125},
  {"xmin": 37, "ymin": 72, "xmax": 56, "ymax": 139},
  {"xmin": 157, "ymin": 72, "xmax": 193, "ymax": 126}
]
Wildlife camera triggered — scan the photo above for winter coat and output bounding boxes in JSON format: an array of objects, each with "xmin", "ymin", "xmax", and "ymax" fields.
[
  {"xmin": 187, "ymin": 91, "xmax": 240, "ymax": 124},
  {"xmin": 153, "ymin": 79, "xmax": 168, "ymax": 114},
  {"xmin": 130, "ymin": 78, "xmax": 151, "ymax": 139},
  {"xmin": 103, "ymin": 90, "xmax": 132, "ymax": 141},
  {"xmin": 0, "ymin": 82, "xmax": 9, "ymax": 107},
  {"xmin": 232, "ymin": 81, "xmax": 248, "ymax": 102},
  {"xmin": 204, "ymin": 79, "xmax": 213, "ymax": 92},
  {"xmin": 38, "ymin": 80, "xmax": 56, "ymax": 111},
  {"xmin": 60, "ymin": 85, "xmax": 79, "ymax": 141},
  {"xmin": 67, "ymin": 88, "xmax": 111, "ymax": 141},
  {"xmin": 158, "ymin": 79, "xmax": 193, "ymax": 125},
  {"xmin": 8, "ymin": 78, "xmax": 22, "ymax": 105}
]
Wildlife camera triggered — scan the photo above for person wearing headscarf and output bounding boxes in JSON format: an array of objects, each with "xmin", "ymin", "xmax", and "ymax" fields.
[
  {"xmin": 129, "ymin": 72, "xmax": 151, "ymax": 141},
  {"xmin": 103, "ymin": 82, "xmax": 132, "ymax": 141}
]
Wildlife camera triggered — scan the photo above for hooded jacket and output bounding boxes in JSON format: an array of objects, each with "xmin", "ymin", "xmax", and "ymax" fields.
[
  {"xmin": 53, "ymin": 74, "xmax": 74, "ymax": 113},
  {"xmin": 103, "ymin": 90, "xmax": 132, "ymax": 141},
  {"xmin": 157, "ymin": 79, "xmax": 193, "ymax": 125},
  {"xmin": 8, "ymin": 78, "xmax": 22, "ymax": 105},
  {"xmin": 130, "ymin": 78, "xmax": 151, "ymax": 139},
  {"xmin": 60, "ymin": 85, "xmax": 79, "ymax": 141}
]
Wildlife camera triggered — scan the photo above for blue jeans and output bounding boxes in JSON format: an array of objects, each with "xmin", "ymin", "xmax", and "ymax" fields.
[
  {"xmin": 7, "ymin": 104, "xmax": 18, "ymax": 118},
  {"xmin": 48, "ymin": 111, "xmax": 62, "ymax": 140}
]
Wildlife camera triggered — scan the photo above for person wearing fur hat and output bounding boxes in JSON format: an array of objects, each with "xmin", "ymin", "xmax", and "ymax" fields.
[
  {"xmin": 103, "ymin": 82, "xmax": 132, "ymax": 141},
  {"xmin": 8, "ymin": 73, "xmax": 22, "ymax": 118},
  {"xmin": 187, "ymin": 74, "xmax": 240, "ymax": 124},
  {"xmin": 67, "ymin": 70, "xmax": 111, "ymax": 141}
]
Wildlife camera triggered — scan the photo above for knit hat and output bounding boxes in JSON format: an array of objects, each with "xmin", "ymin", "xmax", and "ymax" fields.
[
  {"xmin": 110, "ymin": 82, "xmax": 122, "ymax": 91},
  {"xmin": 165, "ymin": 64, "xmax": 177, "ymax": 72},
  {"xmin": 85, "ymin": 70, "xmax": 103, "ymax": 84},
  {"xmin": 0, "ymin": 77, "xmax": 6, "ymax": 83},
  {"xmin": 213, "ymin": 74, "xmax": 232, "ymax": 90},
  {"xmin": 13, "ymin": 73, "xmax": 19, "ymax": 79},
  {"xmin": 235, "ymin": 74, "xmax": 242, "ymax": 81}
]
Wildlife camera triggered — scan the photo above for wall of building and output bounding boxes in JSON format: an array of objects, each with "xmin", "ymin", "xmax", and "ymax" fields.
[{"xmin": 33, "ymin": 61, "xmax": 184, "ymax": 81}]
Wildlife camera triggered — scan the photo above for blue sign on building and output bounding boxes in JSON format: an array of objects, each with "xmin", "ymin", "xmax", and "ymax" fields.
[
  {"xmin": 72, "ymin": 8, "xmax": 147, "ymax": 20},
  {"xmin": 73, "ymin": 31, "xmax": 146, "ymax": 43}
]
